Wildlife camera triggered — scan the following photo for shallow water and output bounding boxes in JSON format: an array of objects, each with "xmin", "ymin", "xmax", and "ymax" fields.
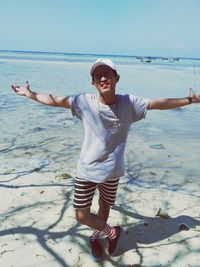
[{"xmin": 0, "ymin": 52, "xmax": 200, "ymax": 196}]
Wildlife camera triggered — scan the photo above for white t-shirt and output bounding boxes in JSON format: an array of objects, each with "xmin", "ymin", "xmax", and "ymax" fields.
[{"xmin": 71, "ymin": 93, "xmax": 149, "ymax": 183}]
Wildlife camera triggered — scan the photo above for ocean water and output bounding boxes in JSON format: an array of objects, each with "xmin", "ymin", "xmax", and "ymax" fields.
[{"xmin": 0, "ymin": 50, "xmax": 200, "ymax": 196}]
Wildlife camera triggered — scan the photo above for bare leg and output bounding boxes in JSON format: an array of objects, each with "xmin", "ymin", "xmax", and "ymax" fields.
[
  {"xmin": 76, "ymin": 198, "xmax": 111, "ymax": 231},
  {"xmin": 76, "ymin": 208, "xmax": 105, "ymax": 231},
  {"xmin": 97, "ymin": 197, "xmax": 111, "ymax": 223},
  {"xmin": 76, "ymin": 198, "xmax": 120, "ymax": 258}
]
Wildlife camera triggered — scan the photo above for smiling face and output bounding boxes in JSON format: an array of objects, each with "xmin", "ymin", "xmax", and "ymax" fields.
[{"xmin": 91, "ymin": 65, "xmax": 119, "ymax": 96}]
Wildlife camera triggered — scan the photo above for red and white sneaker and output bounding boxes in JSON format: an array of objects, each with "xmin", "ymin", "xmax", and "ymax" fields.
[{"xmin": 107, "ymin": 226, "xmax": 122, "ymax": 256}]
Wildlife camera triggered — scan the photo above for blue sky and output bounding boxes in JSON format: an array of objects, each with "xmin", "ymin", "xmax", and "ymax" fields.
[{"xmin": 0, "ymin": 0, "xmax": 199, "ymax": 57}]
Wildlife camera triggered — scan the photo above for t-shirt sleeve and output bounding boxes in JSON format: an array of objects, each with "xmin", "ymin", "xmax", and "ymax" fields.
[
  {"xmin": 70, "ymin": 94, "xmax": 84, "ymax": 119},
  {"xmin": 129, "ymin": 95, "xmax": 149, "ymax": 122}
]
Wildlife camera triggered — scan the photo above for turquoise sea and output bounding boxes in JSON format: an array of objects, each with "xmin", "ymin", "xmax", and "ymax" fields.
[{"xmin": 0, "ymin": 50, "xmax": 200, "ymax": 196}]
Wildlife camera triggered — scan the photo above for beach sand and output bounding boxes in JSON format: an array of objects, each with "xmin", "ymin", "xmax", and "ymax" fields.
[{"xmin": 0, "ymin": 169, "xmax": 200, "ymax": 267}]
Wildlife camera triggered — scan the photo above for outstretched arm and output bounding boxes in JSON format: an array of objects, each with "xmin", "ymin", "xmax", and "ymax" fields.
[
  {"xmin": 11, "ymin": 81, "xmax": 71, "ymax": 109},
  {"xmin": 148, "ymin": 88, "xmax": 200, "ymax": 110}
]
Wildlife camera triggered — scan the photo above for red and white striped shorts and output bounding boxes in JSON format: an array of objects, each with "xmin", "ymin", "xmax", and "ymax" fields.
[{"xmin": 73, "ymin": 177, "xmax": 120, "ymax": 210}]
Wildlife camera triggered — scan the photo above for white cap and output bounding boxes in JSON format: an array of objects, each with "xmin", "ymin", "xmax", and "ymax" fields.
[{"xmin": 90, "ymin": 58, "xmax": 117, "ymax": 76}]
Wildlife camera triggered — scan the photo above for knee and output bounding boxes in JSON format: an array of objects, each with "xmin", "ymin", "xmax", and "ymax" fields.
[{"xmin": 75, "ymin": 209, "xmax": 89, "ymax": 224}]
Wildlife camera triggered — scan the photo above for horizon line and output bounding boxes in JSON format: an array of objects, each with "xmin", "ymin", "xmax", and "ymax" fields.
[{"xmin": 0, "ymin": 49, "xmax": 200, "ymax": 60}]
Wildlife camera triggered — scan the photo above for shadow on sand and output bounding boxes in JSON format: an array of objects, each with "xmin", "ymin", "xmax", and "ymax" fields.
[{"xmin": 110, "ymin": 205, "xmax": 200, "ymax": 257}]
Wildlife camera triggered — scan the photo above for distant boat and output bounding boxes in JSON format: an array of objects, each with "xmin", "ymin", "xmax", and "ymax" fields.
[
  {"xmin": 168, "ymin": 57, "xmax": 180, "ymax": 62},
  {"xmin": 140, "ymin": 57, "xmax": 151, "ymax": 63},
  {"xmin": 168, "ymin": 57, "xmax": 174, "ymax": 62},
  {"xmin": 162, "ymin": 57, "xmax": 180, "ymax": 62}
]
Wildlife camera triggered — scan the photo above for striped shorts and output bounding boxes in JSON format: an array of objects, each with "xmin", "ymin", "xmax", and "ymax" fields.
[{"xmin": 73, "ymin": 177, "xmax": 120, "ymax": 210}]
